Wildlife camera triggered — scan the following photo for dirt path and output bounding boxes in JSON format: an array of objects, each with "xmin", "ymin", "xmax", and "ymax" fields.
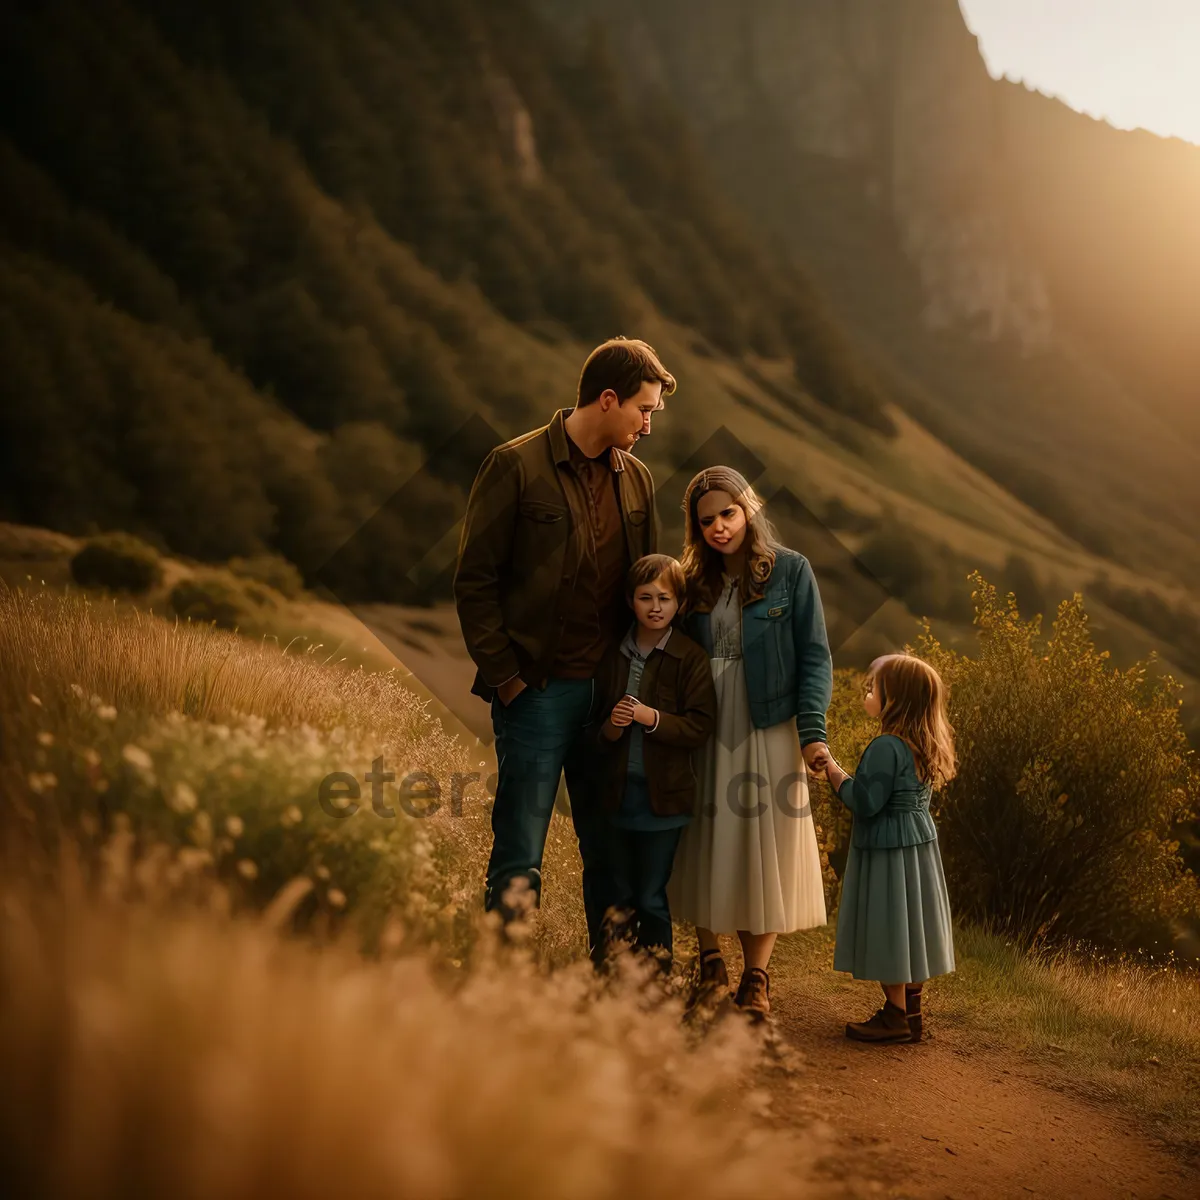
[{"xmin": 758, "ymin": 972, "xmax": 1197, "ymax": 1199}]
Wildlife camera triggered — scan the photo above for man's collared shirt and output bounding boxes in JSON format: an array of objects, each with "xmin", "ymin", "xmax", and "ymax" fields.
[{"xmin": 551, "ymin": 427, "xmax": 630, "ymax": 679}]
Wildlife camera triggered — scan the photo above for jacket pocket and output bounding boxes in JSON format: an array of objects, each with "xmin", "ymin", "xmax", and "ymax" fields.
[
  {"xmin": 751, "ymin": 599, "xmax": 790, "ymax": 620},
  {"xmin": 518, "ymin": 500, "xmax": 568, "ymax": 524}
]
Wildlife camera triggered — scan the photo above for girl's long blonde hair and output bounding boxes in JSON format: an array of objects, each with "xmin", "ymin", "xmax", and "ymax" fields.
[
  {"xmin": 868, "ymin": 653, "xmax": 958, "ymax": 789},
  {"xmin": 679, "ymin": 466, "xmax": 784, "ymax": 611}
]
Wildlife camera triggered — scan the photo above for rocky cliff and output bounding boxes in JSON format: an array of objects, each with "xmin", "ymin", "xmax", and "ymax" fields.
[{"xmin": 540, "ymin": 0, "xmax": 1199, "ymax": 424}]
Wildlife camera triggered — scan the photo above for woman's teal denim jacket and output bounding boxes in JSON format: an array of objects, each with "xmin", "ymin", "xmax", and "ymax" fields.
[
  {"xmin": 684, "ymin": 547, "xmax": 832, "ymax": 747},
  {"xmin": 837, "ymin": 734, "xmax": 938, "ymax": 850}
]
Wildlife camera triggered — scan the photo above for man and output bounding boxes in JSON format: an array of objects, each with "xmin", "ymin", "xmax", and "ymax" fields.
[{"xmin": 454, "ymin": 337, "xmax": 675, "ymax": 964}]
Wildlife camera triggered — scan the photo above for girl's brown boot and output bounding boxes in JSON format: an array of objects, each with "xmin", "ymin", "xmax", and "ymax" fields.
[{"xmin": 905, "ymin": 984, "xmax": 924, "ymax": 1043}]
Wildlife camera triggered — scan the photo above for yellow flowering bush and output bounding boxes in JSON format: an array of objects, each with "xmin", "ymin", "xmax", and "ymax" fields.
[{"xmin": 921, "ymin": 573, "xmax": 1199, "ymax": 953}]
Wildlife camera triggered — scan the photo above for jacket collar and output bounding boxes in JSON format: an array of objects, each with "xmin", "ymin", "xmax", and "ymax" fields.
[
  {"xmin": 620, "ymin": 621, "xmax": 683, "ymax": 659},
  {"xmin": 549, "ymin": 408, "xmax": 626, "ymax": 473}
]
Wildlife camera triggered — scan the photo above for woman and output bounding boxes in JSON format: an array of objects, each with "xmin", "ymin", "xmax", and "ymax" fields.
[{"xmin": 668, "ymin": 466, "xmax": 833, "ymax": 1018}]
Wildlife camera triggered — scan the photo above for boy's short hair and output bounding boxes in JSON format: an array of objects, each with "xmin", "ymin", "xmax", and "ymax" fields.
[
  {"xmin": 577, "ymin": 337, "xmax": 676, "ymax": 408},
  {"xmin": 626, "ymin": 554, "xmax": 687, "ymax": 608}
]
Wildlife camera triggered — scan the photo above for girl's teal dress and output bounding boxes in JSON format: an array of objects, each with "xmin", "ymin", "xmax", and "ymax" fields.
[{"xmin": 833, "ymin": 734, "xmax": 955, "ymax": 983}]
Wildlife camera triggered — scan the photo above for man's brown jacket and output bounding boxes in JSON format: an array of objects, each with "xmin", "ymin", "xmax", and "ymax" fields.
[{"xmin": 454, "ymin": 409, "xmax": 658, "ymax": 702}]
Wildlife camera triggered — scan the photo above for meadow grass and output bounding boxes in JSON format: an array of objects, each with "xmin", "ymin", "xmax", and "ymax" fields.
[
  {"xmin": 0, "ymin": 580, "xmax": 831, "ymax": 1197},
  {"xmin": 0, "ymin": 839, "xmax": 825, "ymax": 1200}
]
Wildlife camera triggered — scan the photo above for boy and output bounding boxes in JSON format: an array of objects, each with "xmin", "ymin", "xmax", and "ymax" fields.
[{"xmin": 594, "ymin": 554, "xmax": 717, "ymax": 970}]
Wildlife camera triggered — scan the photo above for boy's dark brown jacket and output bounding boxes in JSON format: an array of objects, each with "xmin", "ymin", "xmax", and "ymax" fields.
[
  {"xmin": 592, "ymin": 625, "xmax": 717, "ymax": 818},
  {"xmin": 453, "ymin": 408, "xmax": 658, "ymax": 703}
]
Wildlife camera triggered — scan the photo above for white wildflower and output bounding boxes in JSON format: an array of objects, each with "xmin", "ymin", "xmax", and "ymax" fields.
[
  {"xmin": 178, "ymin": 848, "xmax": 213, "ymax": 873},
  {"xmin": 70, "ymin": 684, "xmax": 85, "ymax": 700},
  {"xmin": 224, "ymin": 815, "xmax": 244, "ymax": 838},
  {"xmin": 27, "ymin": 772, "xmax": 58, "ymax": 794},
  {"xmin": 236, "ymin": 859, "xmax": 258, "ymax": 881},
  {"xmin": 122, "ymin": 744, "xmax": 154, "ymax": 772},
  {"xmin": 327, "ymin": 887, "xmax": 346, "ymax": 909},
  {"xmin": 189, "ymin": 811, "xmax": 212, "ymax": 847},
  {"xmin": 96, "ymin": 705, "xmax": 117, "ymax": 721},
  {"xmin": 169, "ymin": 782, "xmax": 198, "ymax": 814}
]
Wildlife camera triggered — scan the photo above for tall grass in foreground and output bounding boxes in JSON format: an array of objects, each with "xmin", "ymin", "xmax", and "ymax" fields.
[
  {"xmin": 0, "ymin": 581, "xmax": 826, "ymax": 1196},
  {"xmin": 0, "ymin": 839, "xmax": 824, "ymax": 1200}
]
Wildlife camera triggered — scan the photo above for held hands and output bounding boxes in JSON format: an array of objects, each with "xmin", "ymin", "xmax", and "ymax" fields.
[
  {"xmin": 803, "ymin": 741, "xmax": 843, "ymax": 784},
  {"xmin": 609, "ymin": 695, "xmax": 657, "ymax": 729}
]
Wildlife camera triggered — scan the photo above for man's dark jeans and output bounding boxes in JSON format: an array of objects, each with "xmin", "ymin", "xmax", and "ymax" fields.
[{"xmin": 486, "ymin": 676, "xmax": 611, "ymax": 964}]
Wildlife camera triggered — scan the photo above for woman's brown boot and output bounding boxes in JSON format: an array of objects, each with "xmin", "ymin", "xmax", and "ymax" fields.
[
  {"xmin": 691, "ymin": 947, "xmax": 729, "ymax": 1006},
  {"xmin": 733, "ymin": 966, "xmax": 771, "ymax": 1021}
]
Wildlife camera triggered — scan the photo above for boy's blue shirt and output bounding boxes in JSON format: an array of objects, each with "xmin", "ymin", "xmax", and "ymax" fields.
[
  {"xmin": 683, "ymin": 547, "xmax": 832, "ymax": 746},
  {"xmin": 836, "ymin": 734, "xmax": 938, "ymax": 850}
]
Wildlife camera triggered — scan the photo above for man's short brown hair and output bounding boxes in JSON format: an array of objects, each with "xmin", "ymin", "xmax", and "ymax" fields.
[
  {"xmin": 577, "ymin": 337, "xmax": 677, "ymax": 408},
  {"xmin": 626, "ymin": 553, "xmax": 687, "ymax": 609}
]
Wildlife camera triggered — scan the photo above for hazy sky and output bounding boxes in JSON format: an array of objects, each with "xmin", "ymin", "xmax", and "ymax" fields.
[{"xmin": 958, "ymin": 0, "xmax": 1200, "ymax": 145}]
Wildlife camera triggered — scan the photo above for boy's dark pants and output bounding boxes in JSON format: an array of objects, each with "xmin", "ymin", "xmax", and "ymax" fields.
[
  {"xmin": 606, "ymin": 821, "xmax": 685, "ymax": 968},
  {"xmin": 486, "ymin": 677, "xmax": 611, "ymax": 964}
]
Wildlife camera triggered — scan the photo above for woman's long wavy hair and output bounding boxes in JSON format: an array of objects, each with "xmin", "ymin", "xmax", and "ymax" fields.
[
  {"xmin": 679, "ymin": 466, "xmax": 784, "ymax": 612},
  {"xmin": 867, "ymin": 653, "xmax": 958, "ymax": 789}
]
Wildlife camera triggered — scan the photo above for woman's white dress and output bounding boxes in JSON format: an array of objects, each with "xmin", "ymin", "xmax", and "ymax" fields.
[{"xmin": 668, "ymin": 574, "xmax": 827, "ymax": 934}]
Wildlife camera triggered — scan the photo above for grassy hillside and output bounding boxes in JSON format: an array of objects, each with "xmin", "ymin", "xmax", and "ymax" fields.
[{"xmin": 4, "ymin": 0, "xmax": 1200, "ymax": 742}]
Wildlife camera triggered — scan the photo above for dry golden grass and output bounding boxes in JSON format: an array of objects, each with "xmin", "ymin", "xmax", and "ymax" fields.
[
  {"xmin": 0, "ymin": 579, "xmax": 457, "ymax": 735},
  {"xmin": 0, "ymin": 577, "xmax": 830, "ymax": 1198},
  {"xmin": 0, "ymin": 838, "xmax": 825, "ymax": 1200}
]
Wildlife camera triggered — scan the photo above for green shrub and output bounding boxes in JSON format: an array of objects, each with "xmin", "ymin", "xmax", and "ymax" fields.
[
  {"xmin": 921, "ymin": 572, "xmax": 1200, "ymax": 954},
  {"xmin": 227, "ymin": 553, "xmax": 305, "ymax": 600},
  {"xmin": 70, "ymin": 532, "xmax": 163, "ymax": 594},
  {"xmin": 169, "ymin": 573, "xmax": 252, "ymax": 629},
  {"xmin": 817, "ymin": 572, "xmax": 1200, "ymax": 956}
]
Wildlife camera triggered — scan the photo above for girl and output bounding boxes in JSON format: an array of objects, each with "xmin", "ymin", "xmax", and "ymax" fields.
[
  {"xmin": 811, "ymin": 653, "xmax": 957, "ymax": 1043},
  {"xmin": 668, "ymin": 466, "xmax": 833, "ymax": 1019}
]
